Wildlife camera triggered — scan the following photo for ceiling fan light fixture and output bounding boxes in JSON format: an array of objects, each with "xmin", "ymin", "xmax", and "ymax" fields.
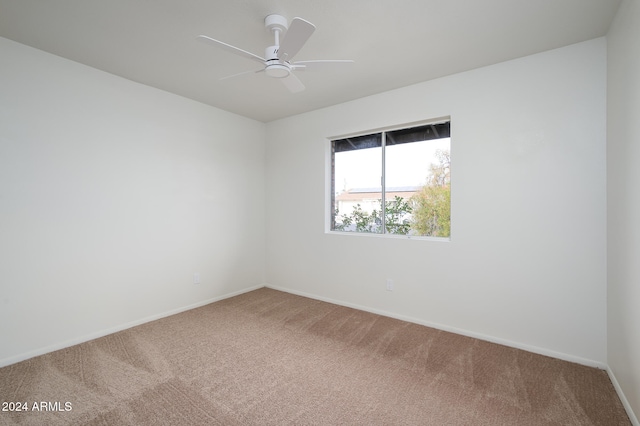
[{"xmin": 265, "ymin": 63, "xmax": 290, "ymax": 78}]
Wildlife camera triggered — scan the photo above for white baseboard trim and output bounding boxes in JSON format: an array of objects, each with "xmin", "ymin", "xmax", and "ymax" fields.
[
  {"xmin": 265, "ymin": 284, "xmax": 608, "ymax": 370},
  {"xmin": 606, "ymin": 366, "xmax": 640, "ymax": 425},
  {"xmin": 0, "ymin": 284, "xmax": 265, "ymax": 368}
]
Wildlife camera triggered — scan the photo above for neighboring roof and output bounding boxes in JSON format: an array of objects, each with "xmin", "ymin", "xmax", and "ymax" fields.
[{"xmin": 336, "ymin": 187, "xmax": 419, "ymax": 202}]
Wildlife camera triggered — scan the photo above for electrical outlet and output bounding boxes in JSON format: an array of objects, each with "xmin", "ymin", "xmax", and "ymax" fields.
[
  {"xmin": 193, "ymin": 273, "xmax": 200, "ymax": 285},
  {"xmin": 386, "ymin": 278, "xmax": 394, "ymax": 291}
]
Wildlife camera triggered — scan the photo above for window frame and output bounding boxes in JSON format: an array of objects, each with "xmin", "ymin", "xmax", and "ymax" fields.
[{"xmin": 326, "ymin": 117, "xmax": 451, "ymax": 241}]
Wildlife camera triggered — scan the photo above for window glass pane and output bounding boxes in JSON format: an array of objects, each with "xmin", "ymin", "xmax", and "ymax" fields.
[
  {"xmin": 330, "ymin": 121, "xmax": 451, "ymax": 238},
  {"xmin": 385, "ymin": 137, "xmax": 450, "ymax": 237},
  {"xmin": 332, "ymin": 134, "xmax": 382, "ymax": 233}
]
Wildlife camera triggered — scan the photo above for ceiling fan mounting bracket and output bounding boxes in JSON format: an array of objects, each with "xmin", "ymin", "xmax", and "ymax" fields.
[{"xmin": 265, "ymin": 14, "xmax": 288, "ymax": 34}]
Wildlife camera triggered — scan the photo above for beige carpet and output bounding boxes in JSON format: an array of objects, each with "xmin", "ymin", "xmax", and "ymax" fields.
[{"xmin": 0, "ymin": 288, "xmax": 630, "ymax": 425}]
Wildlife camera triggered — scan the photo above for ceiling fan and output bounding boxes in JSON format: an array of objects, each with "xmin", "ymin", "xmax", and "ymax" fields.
[{"xmin": 197, "ymin": 14, "xmax": 354, "ymax": 93}]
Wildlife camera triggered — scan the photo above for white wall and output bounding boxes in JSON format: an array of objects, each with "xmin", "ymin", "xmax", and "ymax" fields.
[
  {"xmin": 607, "ymin": 0, "xmax": 640, "ymax": 421},
  {"xmin": 266, "ymin": 39, "xmax": 607, "ymax": 364},
  {"xmin": 0, "ymin": 37, "xmax": 266, "ymax": 366}
]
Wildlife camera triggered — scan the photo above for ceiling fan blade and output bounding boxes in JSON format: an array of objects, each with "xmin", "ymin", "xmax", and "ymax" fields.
[
  {"xmin": 220, "ymin": 68, "xmax": 265, "ymax": 81},
  {"xmin": 197, "ymin": 35, "xmax": 265, "ymax": 64},
  {"xmin": 280, "ymin": 73, "xmax": 305, "ymax": 93},
  {"xmin": 292, "ymin": 60, "xmax": 355, "ymax": 71},
  {"xmin": 277, "ymin": 17, "xmax": 315, "ymax": 61}
]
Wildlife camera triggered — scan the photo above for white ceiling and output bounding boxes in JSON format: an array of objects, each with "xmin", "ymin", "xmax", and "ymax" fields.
[{"xmin": 0, "ymin": 0, "xmax": 621, "ymax": 122}]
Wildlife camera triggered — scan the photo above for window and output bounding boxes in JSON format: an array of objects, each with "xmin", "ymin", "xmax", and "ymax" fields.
[{"xmin": 330, "ymin": 120, "xmax": 451, "ymax": 237}]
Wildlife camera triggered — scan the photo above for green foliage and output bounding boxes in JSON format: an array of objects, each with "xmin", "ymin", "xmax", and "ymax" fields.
[
  {"xmin": 410, "ymin": 185, "xmax": 451, "ymax": 237},
  {"xmin": 335, "ymin": 196, "xmax": 412, "ymax": 234},
  {"xmin": 335, "ymin": 203, "xmax": 379, "ymax": 233},
  {"xmin": 410, "ymin": 148, "xmax": 451, "ymax": 237},
  {"xmin": 351, "ymin": 204, "xmax": 379, "ymax": 233},
  {"xmin": 384, "ymin": 196, "xmax": 413, "ymax": 235},
  {"xmin": 332, "ymin": 208, "xmax": 350, "ymax": 231}
]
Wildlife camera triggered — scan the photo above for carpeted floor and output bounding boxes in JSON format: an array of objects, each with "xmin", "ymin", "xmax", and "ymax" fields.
[{"xmin": 0, "ymin": 288, "xmax": 631, "ymax": 425}]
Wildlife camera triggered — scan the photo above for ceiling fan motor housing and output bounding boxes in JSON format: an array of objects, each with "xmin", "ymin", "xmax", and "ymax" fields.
[{"xmin": 265, "ymin": 45, "xmax": 290, "ymax": 78}]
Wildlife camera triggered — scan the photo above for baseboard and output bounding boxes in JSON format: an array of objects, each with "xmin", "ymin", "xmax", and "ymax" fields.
[
  {"xmin": 606, "ymin": 366, "xmax": 640, "ymax": 425},
  {"xmin": 0, "ymin": 284, "xmax": 265, "ymax": 368},
  {"xmin": 265, "ymin": 284, "xmax": 608, "ymax": 370}
]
